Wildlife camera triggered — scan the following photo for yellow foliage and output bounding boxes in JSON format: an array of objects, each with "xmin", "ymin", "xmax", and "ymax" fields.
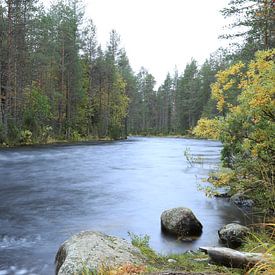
[
  {"xmin": 237, "ymin": 49, "xmax": 275, "ymax": 159},
  {"xmin": 192, "ymin": 118, "xmax": 221, "ymax": 140},
  {"xmin": 195, "ymin": 49, "xmax": 275, "ymax": 208},
  {"xmin": 239, "ymin": 49, "xmax": 275, "ymax": 112},
  {"xmin": 209, "ymin": 169, "xmax": 236, "ymax": 188},
  {"xmin": 211, "ymin": 62, "xmax": 244, "ymax": 113},
  {"xmin": 206, "ymin": 49, "xmax": 275, "ymax": 209}
]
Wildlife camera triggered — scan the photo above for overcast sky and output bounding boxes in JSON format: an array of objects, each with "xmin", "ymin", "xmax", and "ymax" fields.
[{"xmin": 82, "ymin": 0, "xmax": 230, "ymax": 86}]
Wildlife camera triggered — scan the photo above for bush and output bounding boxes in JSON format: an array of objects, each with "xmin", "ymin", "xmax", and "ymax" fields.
[
  {"xmin": 20, "ymin": 130, "xmax": 33, "ymax": 144},
  {"xmin": 70, "ymin": 130, "xmax": 82, "ymax": 141},
  {"xmin": 193, "ymin": 49, "xmax": 275, "ymax": 210},
  {"xmin": 22, "ymin": 83, "xmax": 52, "ymax": 138},
  {"xmin": 192, "ymin": 117, "xmax": 221, "ymax": 140},
  {"xmin": 40, "ymin": 125, "xmax": 53, "ymax": 143}
]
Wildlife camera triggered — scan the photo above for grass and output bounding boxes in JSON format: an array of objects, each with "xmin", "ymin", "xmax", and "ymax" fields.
[
  {"xmin": 127, "ymin": 233, "xmax": 242, "ymax": 274},
  {"xmin": 240, "ymin": 223, "xmax": 275, "ymax": 274}
]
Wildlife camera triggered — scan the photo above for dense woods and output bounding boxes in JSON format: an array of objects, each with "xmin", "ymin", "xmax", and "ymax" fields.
[
  {"xmin": 1, "ymin": 0, "xmax": 271, "ymax": 145},
  {"xmin": 0, "ymin": 0, "xmax": 130, "ymax": 143},
  {"xmin": 0, "ymin": 0, "xmax": 221, "ymax": 143}
]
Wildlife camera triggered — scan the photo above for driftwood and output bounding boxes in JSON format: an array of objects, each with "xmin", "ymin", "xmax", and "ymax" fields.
[{"xmin": 199, "ymin": 246, "xmax": 269, "ymax": 268}]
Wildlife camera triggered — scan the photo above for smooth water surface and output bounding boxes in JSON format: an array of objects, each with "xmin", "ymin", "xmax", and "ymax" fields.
[{"xmin": 0, "ymin": 137, "xmax": 251, "ymax": 274}]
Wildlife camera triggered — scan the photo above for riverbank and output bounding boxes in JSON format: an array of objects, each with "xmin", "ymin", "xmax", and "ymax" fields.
[
  {"xmin": 0, "ymin": 135, "xmax": 127, "ymax": 148},
  {"xmin": 0, "ymin": 133, "xmax": 207, "ymax": 148},
  {"xmin": 70, "ymin": 230, "xmax": 274, "ymax": 274},
  {"xmin": 56, "ymin": 231, "xmax": 242, "ymax": 275},
  {"xmin": 128, "ymin": 133, "xmax": 201, "ymax": 140},
  {"xmin": 103, "ymin": 230, "xmax": 275, "ymax": 274},
  {"xmin": 129, "ymin": 219, "xmax": 274, "ymax": 274}
]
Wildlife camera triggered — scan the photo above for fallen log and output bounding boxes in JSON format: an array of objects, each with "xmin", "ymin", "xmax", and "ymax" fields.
[{"xmin": 199, "ymin": 246, "xmax": 269, "ymax": 268}]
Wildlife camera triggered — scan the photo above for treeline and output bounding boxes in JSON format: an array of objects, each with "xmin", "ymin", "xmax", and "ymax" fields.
[
  {"xmin": 128, "ymin": 57, "xmax": 226, "ymax": 135},
  {"xmin": 0, "ymin": 0, "xmax": 225, "ymax": 143},
  {"xmin": 0, "ymin": 0, "xmax": 274, "ymax": 145}
]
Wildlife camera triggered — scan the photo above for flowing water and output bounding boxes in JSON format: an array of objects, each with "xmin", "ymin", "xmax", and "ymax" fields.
[{"xmin": 0, "ymin": 137, "xmax": 251, "ymax": 274}]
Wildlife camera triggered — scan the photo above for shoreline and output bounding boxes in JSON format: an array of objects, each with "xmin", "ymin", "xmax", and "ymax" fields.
[{"xmin": 0, "ymin": 134, "xmax": 219, "ymax": 149}]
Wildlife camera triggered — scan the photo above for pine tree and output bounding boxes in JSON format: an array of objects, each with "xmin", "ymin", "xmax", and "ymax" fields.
[{"xmin": 221, "ymin": 0, "xmax": 275, "ymax": 50}]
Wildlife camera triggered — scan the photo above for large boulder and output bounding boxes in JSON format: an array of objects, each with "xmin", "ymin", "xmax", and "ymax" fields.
[
  {"xmin": 161, "ymin": 207, "xmax": 203, "ymax": 238},
  {"xmin": 55, "ymin": 231, "xmax": 145, "ymax": 275},
  {"xmin": 218, "ymin": 223, "xmax": 250, "ymax": 248}
]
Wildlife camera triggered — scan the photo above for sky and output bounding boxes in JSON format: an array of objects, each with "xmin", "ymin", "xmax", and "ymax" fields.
[{"xmin": 82, "ymin": 0, "xmax": 230, "ymax": 86}]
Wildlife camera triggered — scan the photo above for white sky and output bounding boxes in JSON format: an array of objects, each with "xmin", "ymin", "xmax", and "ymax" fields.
[{"xmin": 83, "ymin": 0, "xmax": 230, "ymax": 86}]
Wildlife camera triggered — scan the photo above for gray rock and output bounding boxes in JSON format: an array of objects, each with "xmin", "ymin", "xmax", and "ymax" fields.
[
  {"xmin": 218, "ymin": 223, "xmax": 250, "ymax": 248},
  {"xmin": 55, "ymin": 231, "xmax": 145, "ymax": 275},
  {"xmin": 230, "ymin": 192, "xmax": 254, "ymax": 208},
  {"xmin": 161, "ymin": 207, "xmax": 202, "ymax": 238}
]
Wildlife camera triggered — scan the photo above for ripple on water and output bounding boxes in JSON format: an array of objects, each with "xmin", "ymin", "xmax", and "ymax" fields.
[{"xmin": 0, "ymin": 235, "xmax": 41, "ymax": 249}]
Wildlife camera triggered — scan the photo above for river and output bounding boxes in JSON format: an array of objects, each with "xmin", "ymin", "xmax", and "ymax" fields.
[{"xmin": 0, "ymin": 137, "xmax": 250, "ymax": 274}]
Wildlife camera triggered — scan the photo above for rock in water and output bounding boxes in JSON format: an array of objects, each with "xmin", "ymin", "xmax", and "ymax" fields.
[
  {"xmin": 160, "ymin": 207, "xmax": 202, "ymax": 238},
  {"xmin": 55, "ymin": 231, "xmax": 145, "ymax": 275},
  {"xmin": 218, "ymin": 223, "xmax": 250, "ymax": 248}
]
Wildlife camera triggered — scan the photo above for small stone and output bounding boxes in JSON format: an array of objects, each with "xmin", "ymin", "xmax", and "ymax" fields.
[{"xmin": 167, "ymin": 258, "xmax": 177, "ymax": 263}]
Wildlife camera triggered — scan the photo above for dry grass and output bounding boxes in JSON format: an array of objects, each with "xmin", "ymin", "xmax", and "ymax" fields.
[{"xmin": 244, "ymin": 223, "xmax": 275, "ymax": 274}]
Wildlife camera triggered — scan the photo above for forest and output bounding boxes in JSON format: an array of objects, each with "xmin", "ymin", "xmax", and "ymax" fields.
[
  {"xmin": 0, "ymin": 0, "xmax": 273, "ymax": 143},
  {"xmin": 0, "ymin": 0, "xmax": 216, "ymax": 144}
]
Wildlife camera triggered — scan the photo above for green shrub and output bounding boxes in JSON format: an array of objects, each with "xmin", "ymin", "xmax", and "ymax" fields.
[{"xmin": 20, "ymin": 130, "xmax": 33, "ymax": 144}]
